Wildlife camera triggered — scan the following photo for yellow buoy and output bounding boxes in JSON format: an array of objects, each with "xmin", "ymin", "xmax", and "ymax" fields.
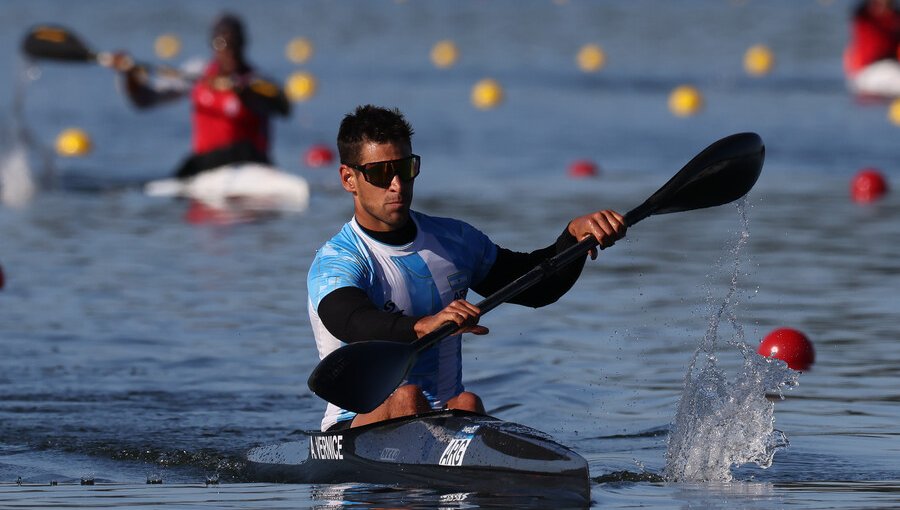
[
  {"xmin": 285, "ymin": 71, "xmax": 317, "ymax": 102},
  {"xmin": 744, "ymin": 44, "xmax": 774, "ymax": 77},
  {"xmin": 887, "ymin": 98, "xmax": 900, "ymax": 125},
  {"xmin": 55, "ymin": 128, "xmax": 92, "ymax": 157},
  {"xmin": 430, "ymin": 40, "xmax": 459, "ymax": 69},
  {"xmin": 154, "ymin": 33, "xmax": 181, "ymax": 60},
  {"xmin": 285, "ymin": 37, "xmax": 314, "ymax": 64},
  {"xmin": 576, "ymin": 44, "xmax": 606, "ymax": 73},
  {"xmin": 471, "ymin": 78, "xmax": 504, "ymax": 109},
  {"xmin": 668, "ymin": 85, "xmax": 703, "ymax": 117}
]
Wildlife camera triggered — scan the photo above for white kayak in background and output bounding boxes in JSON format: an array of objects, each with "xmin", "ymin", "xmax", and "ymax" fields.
[
  {"xmin": 144, "ymin": 163, "xmax": 310, "ymax": 212},
  {"xmin": 847, "ymin": 60, "xmax": 900, "ymax": 99}
]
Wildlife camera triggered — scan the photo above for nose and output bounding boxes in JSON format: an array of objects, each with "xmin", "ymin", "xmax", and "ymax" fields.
[{"xmin": 388, "ymin": 173, "xmax": 405, "ymax": 192}]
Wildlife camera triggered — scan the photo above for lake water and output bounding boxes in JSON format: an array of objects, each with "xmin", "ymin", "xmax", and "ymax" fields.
[{"xmin": 1, "ymin": 0, "xmax": 899, "ymax": 508}]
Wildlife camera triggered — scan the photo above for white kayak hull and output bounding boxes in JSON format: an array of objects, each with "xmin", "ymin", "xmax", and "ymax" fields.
[
  {"xmin": 144, "ymin": 163, "xmax": 310, "ymax": 212},
  {"xmin": 848, "ymin": 60, "xmax": 900, "ymax": 99}
]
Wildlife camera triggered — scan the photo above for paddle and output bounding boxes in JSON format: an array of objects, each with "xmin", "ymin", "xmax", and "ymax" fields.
[
  {"xmin": 308, "ymin": 132, "xmax": 765, "ymax": 414},
  {"xmin": 20, "ymin": 24, "xmax": 289, "ymax": 114}
]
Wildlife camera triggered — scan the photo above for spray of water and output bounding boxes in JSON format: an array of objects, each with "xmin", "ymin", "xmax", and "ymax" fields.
[
  {"xmin": 663, "ymin": 199, "xmax": 798, "ymax": 482},
  {"xmin": 1, "ymin": 59, "xmax": 55, "ymax": 209},
  {"xmin": 0, "ymin": 142, "xmax": 35, "ymax": 208}
]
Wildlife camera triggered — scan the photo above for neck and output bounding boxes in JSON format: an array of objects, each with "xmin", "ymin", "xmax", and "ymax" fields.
[
  {"xmin": 213, "ymin": 57, "xmax": 248, "ymax": 75},
  {"xmin": 357, "ymin": 217, "xmax": 417, "ymax": 246}
]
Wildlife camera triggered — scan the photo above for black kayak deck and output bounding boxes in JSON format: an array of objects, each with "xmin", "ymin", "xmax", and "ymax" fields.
[{"xmin": 245, "ymin": 409, "xmax": 589, "ymax": 503}]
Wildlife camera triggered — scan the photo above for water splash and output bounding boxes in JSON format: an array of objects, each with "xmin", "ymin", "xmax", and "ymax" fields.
[
  {"xmin": 0, "ymin": 142, "xmax": 35, "ymax": 208},
  {"xmin": 1, "ymin": 59, "xmax": 56, "ymax": 208},
  {"xmin": 664, "ymin": 199, "xmax": 798, "ymax": 482}
]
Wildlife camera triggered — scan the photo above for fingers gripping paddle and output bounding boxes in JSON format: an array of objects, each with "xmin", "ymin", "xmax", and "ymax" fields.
[
  {"xmin": 20, "ymin": 24, "xmax": 290, "ymax": 115},
  {"xmin": 308, "ymin": 132, "xmax": 765, "ymax": 414}
]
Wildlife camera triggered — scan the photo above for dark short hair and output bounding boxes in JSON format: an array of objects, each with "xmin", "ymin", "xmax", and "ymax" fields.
[
  {"xmin": 211, "ymin": 12, "xmax": 246, "ymax": 49},
  {"xmin": 337, "ymin": 105, "xmax": 414, "ymax": 165}
]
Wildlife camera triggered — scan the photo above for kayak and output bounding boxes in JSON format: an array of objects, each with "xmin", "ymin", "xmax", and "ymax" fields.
[
  {"xmin": 245, "ymin": 409, "xmax": 590, "ymax": 503},
  {"xmin": 144, "ymin": 162, "xmax": 310, "ymax": 212},
  {"xmin": 847, "ymin": 60, "xmax": 900, "ymax": 99}
]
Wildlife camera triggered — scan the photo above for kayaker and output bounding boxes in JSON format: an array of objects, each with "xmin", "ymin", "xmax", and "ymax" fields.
[
  {"xmin": 845, "ymin": 0, "xmax": 900, "ymax": 97},
  {"xmin": 308, "ymin": 105, "xmax": 627, "ymax": 431},
  {"xmin": 110, "ymin": 13, "xmax": 291, "ymax": 179}
]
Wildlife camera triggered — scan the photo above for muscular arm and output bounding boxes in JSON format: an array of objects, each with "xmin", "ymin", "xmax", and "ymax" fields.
[
  {"xmin": 475, "ymin": 209, "xmax": 626, "ymax": 307},
  {"xmin": 317, "ymin": 287, "xmax": 420, "ymax": 344},
  {"xmin": 120, "ymin": 67, "xmax": 185, "ymax": 109},
  {"xmin": 237, "ymin": 78, "xmax": 291, "ymax": 117},
  {"xmin": 472, "ymin": 229, "xmax": 585, "ymax": 308}
]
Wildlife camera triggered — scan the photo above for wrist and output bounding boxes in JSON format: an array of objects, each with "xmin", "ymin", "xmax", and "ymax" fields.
[
  {"xmin": 413, "ymin": 317, "xmax": 430, "ymax": 339},
  {"xmin": 565, "ymin": 220, "xmax": 578, "ymax": 239}
]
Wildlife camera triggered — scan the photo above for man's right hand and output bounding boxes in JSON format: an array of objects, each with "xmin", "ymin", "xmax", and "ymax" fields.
[
  {"xmin": 413, "ymin": 299, "xmax": 488, "ymax": 339},
  {"xmin": 101, "ymin": 51, "xmax": 135, "ymax": 72}
]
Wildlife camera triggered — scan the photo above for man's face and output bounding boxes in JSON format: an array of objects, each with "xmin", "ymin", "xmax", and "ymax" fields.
[
  {"xmin": 212, "ymin": 31, "xmax": 241, "ymax": 72},
  {"xmin": 341, "ymin": 141, "xmax": 415, "ymax": 232}
]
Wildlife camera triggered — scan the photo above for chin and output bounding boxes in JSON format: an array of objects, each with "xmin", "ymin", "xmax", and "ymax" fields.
[{"xmin": 387, "ymin": 212, "xmax": 410, "ymax": 227}]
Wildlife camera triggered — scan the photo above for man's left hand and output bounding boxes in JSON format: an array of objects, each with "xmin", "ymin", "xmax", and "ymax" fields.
[{"xmin": 567, "ymin": 209, "xmax": 627, "ymax": 259}]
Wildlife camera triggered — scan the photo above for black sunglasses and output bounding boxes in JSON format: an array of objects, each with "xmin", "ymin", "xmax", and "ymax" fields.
[{"xmin": 345, "ymin": 154, "xmax": 420, "ymax": 188}]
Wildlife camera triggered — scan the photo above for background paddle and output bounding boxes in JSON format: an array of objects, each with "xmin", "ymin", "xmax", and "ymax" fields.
[
  {"xmin": 309, "ymin": 132, "xmax": 765, "ymax": 414},
  {"xmin": 20, "ymin": 24, "xmax": 289, "ymax": 114}
]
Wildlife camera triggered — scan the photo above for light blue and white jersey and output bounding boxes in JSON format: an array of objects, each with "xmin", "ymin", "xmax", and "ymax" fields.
[{"xmin": 308, "ymin": 210, "xmax": 498, "ymax": 431}]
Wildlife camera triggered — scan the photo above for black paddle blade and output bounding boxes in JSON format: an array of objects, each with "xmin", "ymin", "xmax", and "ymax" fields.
[
  {"xmin": 308, "ymin": 341, "xmax": 417, "ymax": 414},
  {"xmin": 21, "ymin": 25, "xmax": 95, "ymax": 62},
  {"xmin": 624, "ymin": 132, "xmax": 764, "ymax": 226}
]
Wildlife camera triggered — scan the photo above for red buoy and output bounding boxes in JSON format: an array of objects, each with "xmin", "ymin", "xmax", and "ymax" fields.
[
  {"xmin": 567, "ymin": 160, "xmax": 599, "ymax": 179},
  {"xmin": 305, "ymin": 144, "xmax": 335, "ymax": 168},
  {"xmin": 757, "ymin": 327, "xmax": 815, "ymax": 371},
  {"xmin": 850, "ymin": 168, "xmax": 888, "ymax": 203}
]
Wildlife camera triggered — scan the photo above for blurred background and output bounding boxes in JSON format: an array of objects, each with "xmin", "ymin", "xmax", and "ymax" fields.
[
  {"xmin": 1, "ymin": 0, "xmax": 894, "ymax": 188},
  {"xmin": 1, "ymin": 1, "xmax": 899, "ymax": 508}
]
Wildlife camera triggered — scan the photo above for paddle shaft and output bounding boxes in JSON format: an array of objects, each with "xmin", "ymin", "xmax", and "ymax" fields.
[
  {"xmin": 21, "ymin": 24, "xmax": 289, "ymax": 114},
  {"xmin": 405, "ymin": 130, "xmax": 766, "ymax": 355},
  {"xmin": 22, "ymin": 25, "xmax": 179, "ymax": 75}
]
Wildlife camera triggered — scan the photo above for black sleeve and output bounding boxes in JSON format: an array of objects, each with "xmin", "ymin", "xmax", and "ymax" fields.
[
  {"xmin": 471, "ymin": 228, "xmax": 585, "ymax": 308},
  {"xmin": 238, "ymin": 75, "xmax": 292, "ymax": 117},
  {"xmin": 122, "ymin": 69, "xmax": 185, "ymax": 109},
  {"xmin": 317, "ymin": 287, "xmax": 420, "ymax": 343}
]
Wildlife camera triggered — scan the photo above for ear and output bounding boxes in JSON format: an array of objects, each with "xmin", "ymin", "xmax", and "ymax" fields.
[{"xmin": 340, "ymin": 165, "xmax": 357, "ymax": 193}]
